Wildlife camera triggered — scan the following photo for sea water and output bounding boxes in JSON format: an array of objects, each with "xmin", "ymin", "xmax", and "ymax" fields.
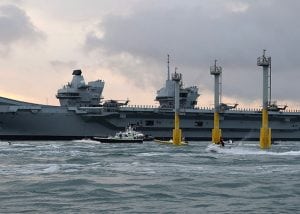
[{"xmin": 0, "ymin": 140, "xmax": 299, "ymax": 213}]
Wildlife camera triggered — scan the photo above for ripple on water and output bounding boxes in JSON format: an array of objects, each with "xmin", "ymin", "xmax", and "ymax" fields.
[{"xmin": 0, "ymin": 140, "xmax": 299, "ymax": 213}]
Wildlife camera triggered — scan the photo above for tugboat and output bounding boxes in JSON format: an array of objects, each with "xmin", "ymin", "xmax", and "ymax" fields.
[{"xmin": 93, "ymin": 126, "xmax": 144, "ymax": 143}]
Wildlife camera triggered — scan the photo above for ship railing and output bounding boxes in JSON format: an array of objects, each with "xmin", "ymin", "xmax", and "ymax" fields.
[
  {"xmin": 195, "ymin": 107, "xmax": 262, "ymax": 112},
  {"xmin": 283, "ymin": 109, "xmax": 300, "ymax": 113},
  {"xmin": 198, "ymin": 107, "xmax": 300, "ymax": 113},
  {"xmin": 121, "ymin": 105, "xmax": 159, "ymax": 110},
  {"xmin": 205, "ymin": 106, "xmax": 298, "ymax": 113},
  {"xmin": 121, "ymin": 105, "xmax": 213, "ymax": 112},
  {"xmin": 221, "ymin": 107, "xmax": 300, "ymax": 113},
  {"xmin": 195, "ymin": 106, "xmax": 213, "ymax": 111},
  {"xmin": 120, "ymin": 105, "xmax": 300, "ymax": 113}
]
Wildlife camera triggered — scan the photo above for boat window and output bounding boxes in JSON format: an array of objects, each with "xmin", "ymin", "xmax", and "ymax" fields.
[
  {"xmin": 195, "ymin": 121, "xmax": 203, "ymax": 127},
  {"xmin": 145, "ymin": 120, "xmax": 154, "ymax": 126},
  {"xmin": 180, "ymin": 93, "xmax": 188, "ymax": 98}
]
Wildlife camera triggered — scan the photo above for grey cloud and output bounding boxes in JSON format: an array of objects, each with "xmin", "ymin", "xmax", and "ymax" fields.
[
  {"xmin": 50, "ymin": 60, "xmax": 78, "ymax": 71},
  {"xmin": 84, "ymin": 0, "xmax": 300, "ymax": 103},
  {"xmin": 0, "ymin": 4, "xmax": 45, "ymax": 52}
]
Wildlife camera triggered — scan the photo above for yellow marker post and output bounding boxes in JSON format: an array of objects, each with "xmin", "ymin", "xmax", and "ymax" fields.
[
  {"xmin": 154, "ymin": 62, "xmax": 188, "ymax": 146},
  {"xmin": 212, "ymin": 112, "xmax": 222, "ymax": 144},
  {"xmin": 257, "ymin": 50, "xmax": 272, "ymax": 149},
  {"xmin": 260, "ymin": 109, "xmax": 271, "ymax": 149},
  {"xmin": 172, "ymin": 113, "xmax": 182, "ymax": 145},
  {"xmin": 210, "ymin": 60, "xmax": 223, "ymax": 144},
  {"xmin": 171, "ymin": 71, "xmax": 186, "ymax": 146},
  {"xmin": 155, "ymin": 63, "xmax": 188, "ymax": 146}
]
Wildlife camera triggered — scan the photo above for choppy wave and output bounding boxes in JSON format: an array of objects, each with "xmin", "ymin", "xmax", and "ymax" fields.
[
  {"xmin": 205, "ymin": 143, "xmax": 300, "ymax": 156},
  {"xmin": 72, "ymin": 139, "xmax": 100, "ymax": 144},
  {"xmin": 0, "ymin": 140, "xmax": 299, "ymax": 213}
]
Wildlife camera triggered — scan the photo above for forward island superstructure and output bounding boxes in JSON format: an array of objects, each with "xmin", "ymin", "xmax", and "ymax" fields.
[
  {"xmin": 56, "ymin": 69, "xmax": 104, "ymax": 107},
  {"xmin": 0, "ymin": 56, "xmax": 300, "ymax": 141}
]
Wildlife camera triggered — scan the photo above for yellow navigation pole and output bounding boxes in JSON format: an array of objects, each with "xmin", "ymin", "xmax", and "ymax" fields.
[
  {"xmin": 210, "ymin": 60, "xmax": 222, "ymax": 144},
  {"xmin": 257, "ymin": 50, "xmax": 271, "ymax": 149},
  {"xmin": 172, "ymin": 70, "xmax": 183, "ymax": 145},
  {"xmin": 154, "ymin": 60, "xmax": 187, "ymax": 145}
]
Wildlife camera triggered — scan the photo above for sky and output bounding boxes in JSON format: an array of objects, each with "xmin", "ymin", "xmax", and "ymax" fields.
[{"xmin": 0, "ymin": 0, "xmax": 299, "ymax": 109}]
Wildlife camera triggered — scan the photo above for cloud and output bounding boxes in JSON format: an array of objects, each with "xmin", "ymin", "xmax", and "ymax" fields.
[
  {"xmin": 50, "ymin": 60, "xmax": 78, "ymax": 71},
  {"xmin": 83, "ymin": 0, "xmax": 300, "ymax": 104},
  {"xmin": 0, "ymin": 4, "xmax": 45, "ymax": 55}
]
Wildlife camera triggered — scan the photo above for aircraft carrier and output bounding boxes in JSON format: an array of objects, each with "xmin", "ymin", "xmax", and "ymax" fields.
[{"xmin": 0, "ymin": 58, "xmax": 300, "ymax": 141}]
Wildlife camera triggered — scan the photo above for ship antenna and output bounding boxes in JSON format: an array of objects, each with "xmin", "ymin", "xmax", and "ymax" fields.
[
  {"xmin": 269, "ymin": 57, "xmax": 272, "ymax": 104},
  {"xmin": 167, "ymin": 54, "xmax": 170, "ymax": 80},
  {"xmin": 263, "ymin": 49, "xmax": 272, "ymax": 105},
  {"xmin": 214, "ymin": 60, "xmax": 222, "ymax": 104}
]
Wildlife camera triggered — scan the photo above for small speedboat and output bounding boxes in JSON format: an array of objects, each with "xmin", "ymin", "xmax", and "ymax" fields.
[{"xmin": 93, "ymin": 126, "xmax": 144, "ymax": 143}]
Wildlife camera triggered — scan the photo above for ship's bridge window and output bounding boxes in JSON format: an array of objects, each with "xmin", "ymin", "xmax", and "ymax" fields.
[
  {"xmin": 191, "ymin": 101, "xmax": 197, "ymax": 105},
  {"xmin": 195, "ymin": 121, "xmax": 203, "ymax": 127},
  {"xmin": 145, "ymin": 120, "xmax": 154, "ymax": 126},
  {"xmin": 180, "ymin": 93, "xmax": 188, "ymax": 98}
]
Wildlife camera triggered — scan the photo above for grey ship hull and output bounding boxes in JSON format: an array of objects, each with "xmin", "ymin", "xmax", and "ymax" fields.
[{"xmin": 1, "ymin": 97, "xmax": 300, "ymax": 141}]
